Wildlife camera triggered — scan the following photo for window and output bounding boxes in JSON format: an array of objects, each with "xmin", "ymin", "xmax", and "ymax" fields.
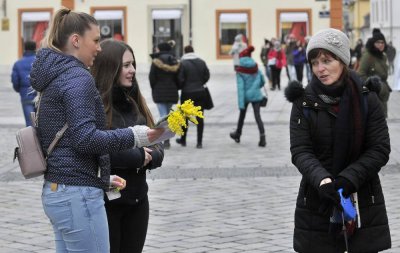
[
  {"xmin": 152, "ymin": 9, "xmax": 183, "ymax": 57},
  {"xmin": 91, "ymin": 7, "xmax": 127, "ymax": 41},
  {"xmin": 276, "ymin": 9, "xmax": 312, "ymax": 44},
  {"xmin": 18, "ymin": 9, "xmax": 52, "ymax": 57},
  {"xmin": 216, "ymin": 10, "xmax": 251, "ymax": 59}
]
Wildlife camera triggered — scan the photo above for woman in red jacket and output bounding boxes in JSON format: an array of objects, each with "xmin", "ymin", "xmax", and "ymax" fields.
[{"xmin": 267, "ymin": 41, "xmax": 287, "ymax": 90}]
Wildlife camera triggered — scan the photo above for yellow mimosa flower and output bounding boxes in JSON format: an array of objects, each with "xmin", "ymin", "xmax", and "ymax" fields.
[{"xmin": 166, "ymin": 99, "xmax": 204, "ymax": 136}]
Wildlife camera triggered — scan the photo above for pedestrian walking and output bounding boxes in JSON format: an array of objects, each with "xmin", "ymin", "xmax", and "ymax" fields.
[
  {"xmin": 11, "ymin": 40, "xmax": 37, "ymax": 126},
  {"xmin": 285, "ymin": 28, "xmax": 391, "ymax": 253},
  {"xmin": 149, "ymin": 41, "xmax": 180, "ymax": 149},
  {"xmin": 230, "ymin": 46, "xmax": 266, "ymax": 147},
  {"xmin": 268, "ymin": 40, "xmax": 287, "ymax": 90},
  {"xmin": 175, "ymin": 45, "xmax": 210, "ymax": 148},
  {"xmin": 260, "ymin": 38, "xmax": 273, "ymax": 88},
  {"xmin": 30, "ymin": 8, "xmax": 163, "ymax": 253},
  {"xmin": 358, "ymin": 28, "xmax": 391, "ymax": 118},
  {"xmin": 285, "ymin": 34, "xmax": 298, "ymax": 81},
  {"xmin": 92, "ymin": 39, "xmax": 164, "ymax": 253},
  {"xmin": 229, "ymin": 34, "xmax": 247, "ymax": 69},
  {"xmin": 293, "ymin": 40, "xmax": 307, "ymax": 84},
  {"xmin": 386, "ymin": 41, "xmax": 396, "ymax": 75}
]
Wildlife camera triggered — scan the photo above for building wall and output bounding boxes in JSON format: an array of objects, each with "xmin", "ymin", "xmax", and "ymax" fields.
[
  {"xmin": 0, "ymin": 0, "xmax": 331, "ymax": 70},
  {"xmin": 370, "ymin": 0, "xmax": 400, "ymax": 51}
]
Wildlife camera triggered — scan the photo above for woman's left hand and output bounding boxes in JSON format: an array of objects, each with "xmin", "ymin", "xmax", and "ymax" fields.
[{"xmin": 110, "ymin": 175, "xmax": 126, "ymax": 190}]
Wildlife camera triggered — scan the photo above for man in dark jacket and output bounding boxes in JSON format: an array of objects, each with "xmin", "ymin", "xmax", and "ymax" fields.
[
  {"xmin": 175, "ymin": 45, "xmax": 210, "ymax": 148},
  {"xmin": 11, "ymin": 41, "xmax": 37, "ymax": 126},
  {"xmin": 149, "ymin": 41, "xmax": 180, "ymax": 148}
]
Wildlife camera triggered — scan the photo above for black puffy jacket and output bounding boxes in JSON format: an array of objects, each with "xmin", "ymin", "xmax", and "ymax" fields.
[
  {"xmin": 286, "ymin": 72, "xmax": 391, "ymax": 253},
  {"xmin": 106, "ymin": 87, "xmax": 164, "ymax": 205},
  {"xmin": 149, "ymin": 51, "xmax": 180, "ymax": 103}
]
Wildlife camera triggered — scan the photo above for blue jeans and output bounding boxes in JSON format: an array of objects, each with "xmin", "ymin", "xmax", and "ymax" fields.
[
  {"xmin": 156, "ymin": 102, "xmax": 174, "ymax": 118},
  {"xmin": 42, "ymin": 181, "xmax": 109, "ymax": 253},
  {"xmin": 21, "ymin": 100, "xmax": 35, "ymax": 126}
]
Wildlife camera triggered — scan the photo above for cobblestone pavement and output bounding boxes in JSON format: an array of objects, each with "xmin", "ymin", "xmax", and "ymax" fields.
[{"xmin": 0, "ymin": 69, "xmax": 399, "ymax": 252}]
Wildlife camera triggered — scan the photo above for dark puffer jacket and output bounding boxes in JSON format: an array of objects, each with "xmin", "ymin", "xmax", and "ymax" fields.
[
  {"xmin": 149, "ymin": 51, "xmax": 180, "ymax": 103},
  {"xmin": 286, "ymin": 72, "xmax": 391, "ymax": 253},
  {"xmin": 106, "ymin": 86, "xmax": 164, "ymax": 205},
  {"xmin": 178, "ymin": 52, "xmax": 210, "ymax": 106},
  {"xmin": 30, "ymin": 48, "xmax": 137, "ymax": 189}
]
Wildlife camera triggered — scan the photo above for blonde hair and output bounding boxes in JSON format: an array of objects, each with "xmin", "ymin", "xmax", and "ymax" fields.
[{"xmin": 41, "ymin": 7, "xmax": 98, "ymax": 51}]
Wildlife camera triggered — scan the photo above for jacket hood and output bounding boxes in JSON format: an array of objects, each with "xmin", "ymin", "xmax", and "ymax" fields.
[
  {"xmin": 30, "ymin": 48, "xmax": 86, "ymax": 92},
  {"xmin": 238, "ymin": 57, "xmax": 256, "ymax": 68},
  {"xmin": 181, "ymin": 52, "xmax": 200, "ymax": 60}
]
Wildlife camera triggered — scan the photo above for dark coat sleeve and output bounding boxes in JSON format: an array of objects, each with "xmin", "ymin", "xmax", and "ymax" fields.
[
  {"xmin": 143, "ymin": 143, "xmax": 164, "ymax": 170},
  {"xmin": 338, "ymin": 92, "xmax": 390, "ymax": 189},
  {"xmin": 11, "ymin": 63, "xmax": 20, "ymax": 92},
  {"xmin": 289, "ymin": 100, "xmax": 332, "ymax": 189},
  {"xmin": 149, "ymin": 63, "xmax": 157, "ymax": 88},
  {"xmin": 110, "ymin": 147, "xmax": 145, "ymax": 170},
  {"xmin": 177, "ymin": 63, "xmax": 186, "ymax": 90},
  {"xmin": 203, "ymin": 62, "xmax": 210, "ymax": 84}
]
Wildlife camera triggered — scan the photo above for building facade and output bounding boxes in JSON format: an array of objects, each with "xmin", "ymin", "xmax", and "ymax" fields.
[{"xmin": 0, "ymin": 0, "xmax": 342, "ymax": 71}]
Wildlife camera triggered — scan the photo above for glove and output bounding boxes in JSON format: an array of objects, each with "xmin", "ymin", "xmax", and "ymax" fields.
[
  {"xmin": 318, "ymin": 182, "xmax": 342, "ymax": 216},
  {"xmin": 334, "ymin": 177, "xmax": 355, "ymax": 198},
  {"xmin": 365, "ymin": 75, "xmax": 382, "ymax": 94}
]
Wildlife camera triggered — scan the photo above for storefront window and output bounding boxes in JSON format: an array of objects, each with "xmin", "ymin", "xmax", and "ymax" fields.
[
  {"xmin": 277, "ymin": 10, "xmax": 311, "ymax": 43},
  {"xmin": 92, "ymin": 8, "xmax": 126, "ymax": 41},
  {"xmin": 20, "ymin": 11, "xmax": 50, "ymax": 48},
  {"xmin": 216, "ymin": 10, "xmax": 251, "ymax": 59},
  {"xmin": 152, "ymin": 9, "xmax": 183, "ymax": 57}
]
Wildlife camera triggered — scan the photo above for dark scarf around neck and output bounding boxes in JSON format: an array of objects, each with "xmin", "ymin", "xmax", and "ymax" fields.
[
  {"xmin": 235, "ymin": 64, "xmax": 258, "ymax": 74},
  {"xmin": 332, "ymin": 78, "xmax": 365, "ymax": 175}
]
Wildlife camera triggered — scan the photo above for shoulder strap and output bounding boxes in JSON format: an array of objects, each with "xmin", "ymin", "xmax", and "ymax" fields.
[
  {"xmin": 33, "ymin": 91, "xmax": 69, "ymax": 157},
  {"xmin": 46, "ymin": 123, "xmax": 68, "ymax": 157}
]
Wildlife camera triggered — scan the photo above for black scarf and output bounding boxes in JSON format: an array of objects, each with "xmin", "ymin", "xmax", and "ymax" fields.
[{"xmin": 311, "ymin": 76, "xmax": 365, "ymax": 175}]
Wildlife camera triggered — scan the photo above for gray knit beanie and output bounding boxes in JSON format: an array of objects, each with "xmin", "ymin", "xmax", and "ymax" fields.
[{"xmin": 306, "ymin": 28, "xmax": 350, "ymax": 66}]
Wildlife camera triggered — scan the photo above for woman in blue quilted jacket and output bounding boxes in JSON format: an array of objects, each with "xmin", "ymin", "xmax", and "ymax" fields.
[
  {"xmin": 229, "ymin": 46, "xmax": 266, "ymax": 147},
  {"xmin": 30, "ymin": 8, "xmax": 163, "ymax": 253}
]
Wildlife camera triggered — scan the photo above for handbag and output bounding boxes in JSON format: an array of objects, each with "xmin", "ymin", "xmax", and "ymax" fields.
[
  {"xmin": 260, "ymin": 96, "xmax": 268, "ymax": 107},
  {"xmin": 13, "ymin": 92, "xmax": 68, "ymax": 179},
  {"xmin": 203, "ymin": 86, "xmax": 214, "ymax": 110},
  {"xmin": 260, "ymin": 86, "xmax": 268, "ymax": 107}
]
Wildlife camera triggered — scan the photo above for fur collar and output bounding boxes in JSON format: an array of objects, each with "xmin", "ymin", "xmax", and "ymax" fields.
[{"xmin": 152, "ymin": 58, "xmax": 180, "ymax": 72}]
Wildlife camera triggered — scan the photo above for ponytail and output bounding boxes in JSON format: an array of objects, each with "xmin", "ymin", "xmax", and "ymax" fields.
[{"xmin": 41, "ymin": 7, "xmax": 98, "ymax": 52}]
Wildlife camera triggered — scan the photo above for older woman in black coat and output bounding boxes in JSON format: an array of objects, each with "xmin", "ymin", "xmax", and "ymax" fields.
[{"xmin": 285, "ymin": 28, "xmax": 391, "ymax": 253}]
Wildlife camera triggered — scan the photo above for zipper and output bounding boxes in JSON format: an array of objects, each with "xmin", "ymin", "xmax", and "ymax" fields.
[{"xmin": 368, "ymin": 183, "xmax": 375, "ymax": 204}]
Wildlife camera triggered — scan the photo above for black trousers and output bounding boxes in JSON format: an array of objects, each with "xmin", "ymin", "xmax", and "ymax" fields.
[
  {"xmin": 270, "ymin": 65, "xmax": 282, "ymax": 90},
  {"xmin": 236, "ymin": 102, "xmax": 265, "ymax": 135},
  {"xmin": 180, "ymin": 114, "xmax": 204, "ymax": 144},
  {"xmin": 180, "ymin": 91, "xmax": 206, "ymax": 144},
  {"xmin": 106, "ymin": 196, "xmax": 149, "ymax": 253},
  {"xmin": 295, "ymin": 64, "xmax": 304, "ymax": 83}
]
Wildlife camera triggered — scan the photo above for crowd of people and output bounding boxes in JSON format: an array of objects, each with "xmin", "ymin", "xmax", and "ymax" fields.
[{"xmin": 10, "ymin": 6, "xmax": 397, "ymax": 253}]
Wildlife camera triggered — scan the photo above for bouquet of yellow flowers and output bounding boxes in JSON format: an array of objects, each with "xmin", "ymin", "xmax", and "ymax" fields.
[
  {"xmin": 167, "ymin": 99, "xmax": 204, "ymax": 136},
  {"xmin": 150, "ymin": 100, "xmax": 204, "ymax": 145}
]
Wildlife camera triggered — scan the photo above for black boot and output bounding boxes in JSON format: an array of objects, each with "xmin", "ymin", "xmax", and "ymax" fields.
[
  {"xmin": 230, "ymin": 131, "xmax": 241, "ymax": 143},
  {"xmin": 258, "ymin": 134, "xmax": 266, "ymax": 147},
  {"xmin": 176, "ymin": 138, "xmax": 186, "ymax": 147}
]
